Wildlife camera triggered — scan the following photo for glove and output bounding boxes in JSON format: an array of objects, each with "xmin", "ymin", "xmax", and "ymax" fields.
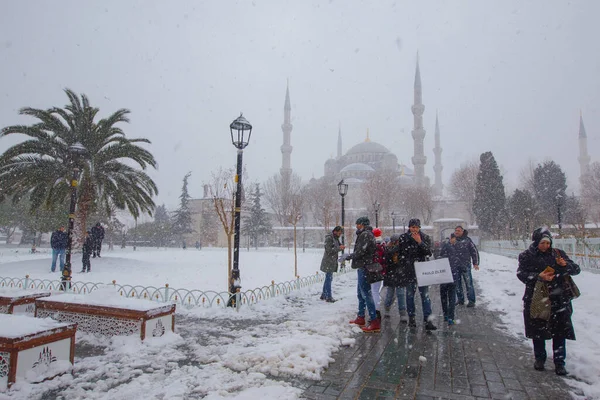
[{"xmin": 339, "ymin": 253, "xmax": 352, "ymax": 263}]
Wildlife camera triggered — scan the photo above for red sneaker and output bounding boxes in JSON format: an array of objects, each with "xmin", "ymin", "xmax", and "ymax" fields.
[
  {"xmin": 361, "ymin": 318, "xmax": 381, "ymax": 333},
  {"xmin": 349, "ymin": 316, "xmax": 366, "ymax": 326}
]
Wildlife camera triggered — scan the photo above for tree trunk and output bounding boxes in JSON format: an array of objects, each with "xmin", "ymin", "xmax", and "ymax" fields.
[{"xmin": 293, "ymin": 224, "xmax": 298, "ymax": 277}]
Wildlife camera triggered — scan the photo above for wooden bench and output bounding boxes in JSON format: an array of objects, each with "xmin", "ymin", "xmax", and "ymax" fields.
[
  {"xmin": 0, "ymin": 314, "xmax": 76, "ymax": 390},
  {"xmin": 0, "ymin": 288, "xmax": 52, "ymax": 316},
  {"xmin": 35, "ymin": 293, "xmax": 175, "ymax": 340}
]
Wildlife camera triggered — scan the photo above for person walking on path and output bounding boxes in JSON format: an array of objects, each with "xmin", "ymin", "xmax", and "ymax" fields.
[
  {"xmin": 91, "ymin": 222, "xmax": 105, "ymax": 258},
  {"xmin": 50, "ymin": 226, "xmax": 68, "ymax": 272},
  {"xmin": 370, "ymin": 228, "xmax": 385, "ymax": 320},
  {"xmin": 453, "ymin": 225, "xmax": 480, "ymax": 307},
  {"xmin": 398, "ymin": 218, "xmax": 437, "ymax": 330},
  {"xmin": 439, "ymin": 233, "xmax": 461, "ymax": 326},
  {"xmin": 517, "ymin": 227, "xmax": 580, "ymax": 376},
  {"xmin": 319, "ymin": 226, "xmax": 345, "ymax": 303},
  {"xmin": 80, "ymin": 230, "xmax": 93, "ymax": 273},
  {"xmin": 383, "ymin": 233, "xmax": 409, "ymax": 322},
  {"xmin": 345, "ymin": 217, "xmax": 379, "ymax": 333}
]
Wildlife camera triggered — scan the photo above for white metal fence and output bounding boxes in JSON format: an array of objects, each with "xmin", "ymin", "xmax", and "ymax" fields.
[
  {"xmin": 0, "ymin": 266, "xmax": 354, "ymax": 309},
  {"xmin": 481, "ymin": 238, "xmax": 600, "ymax": 270}
]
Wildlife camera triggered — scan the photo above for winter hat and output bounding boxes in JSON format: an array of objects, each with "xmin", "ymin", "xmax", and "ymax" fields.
[
  {"xmin": 332, "ymin": 226, "xmax": 343, "ymax": 233},
  {"xmin": 532, "ymin": 227, "xmax": 552, "ymax": 245},
  {"xmin": 372, "ymin": 228, "xmax": 382, "ymax": 237},
  {"xmin": 355, "ymin": 216, "xmax": 370, "ymax": 226},
  {"xmin": 408, "ymin": 218, "xmax": 421, "ymax": 227}
]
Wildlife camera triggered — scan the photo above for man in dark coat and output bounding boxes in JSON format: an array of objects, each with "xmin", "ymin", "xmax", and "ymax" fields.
[
  {"xmin": 397, "ymin": 218, "xmax": 437, "ymax": 330},
  {"xmin": 91, "ymin": 222, "xmax": 105, "ymax": 258},
  {"xmin": 383, "ymin": 233, "xmax": 409, "ymax": 322},
  {"xmin": 453, "ymin": 225, "xmax": 480, "ymax": 307},
  {"xmin": 80, "ymin": 230, "xmax": 93, "ymax": 273},
  {"xmin": 439, "ymin": 234, "xmax": 462, "ymax": 325},
  {"xmin": 517, "ymin": 228, "xmax": 580, "ymax": 376},
  {"xmin": 50, "ymin": 226, "xmax": 68, "ymax": 272},
  {"xmin": 345, "ymin": 217, "xmax": 379, "ymax": 333},
  {"xmin": 319, "ymin": 226, "xmax": 344, "ymax": 302}
]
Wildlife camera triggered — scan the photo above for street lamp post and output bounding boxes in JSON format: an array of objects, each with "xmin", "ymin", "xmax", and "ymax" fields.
[
  {"xmin": 337, "ymin": 180, "xmax": 348, "ymax": 247},
  {"xmin": 229, "ymin": 113, "xmax": 252, "ymax": 307},
  {"xmin": 61, "ymin": 142, "xmax": 87, "ymax": 291},
  {"xmin": 373, "ymin": 201, "xmax": 380, "ymax": 228},
  {"xmin": 391, "ymin": 212, "xmax": 396, "ymax": 233},
  {"xmin": 403, "ymin": 218, "xmax": 406, "ymax": 233}
]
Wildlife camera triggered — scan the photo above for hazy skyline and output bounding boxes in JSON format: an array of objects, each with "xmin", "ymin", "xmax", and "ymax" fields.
[{"xmin": 1, "ymin": 1, "xmax": 598, "ymax": 209}]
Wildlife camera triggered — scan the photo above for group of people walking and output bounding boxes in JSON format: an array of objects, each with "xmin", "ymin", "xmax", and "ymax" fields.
[
  {"xmin": 319, "ymin": 218, "xmax": 581, "ymax": 376},
  {"xmin": 50, "ymin": 222, "xmax": 105, "ymax": 273}
]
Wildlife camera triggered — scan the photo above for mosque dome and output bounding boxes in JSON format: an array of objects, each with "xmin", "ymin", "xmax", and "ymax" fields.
[
  {"xmin": 346, "ymin": 141, "xmax": 390, "ymax": 156},
  {"xmin": 340, "ymin": 163, "xmax": 375, "ymax": 173}
]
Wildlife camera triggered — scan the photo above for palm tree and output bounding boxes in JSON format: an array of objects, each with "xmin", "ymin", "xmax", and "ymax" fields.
[{"xmin": 0, "ymin": 88, "xmax": 158, "ymax": 237}]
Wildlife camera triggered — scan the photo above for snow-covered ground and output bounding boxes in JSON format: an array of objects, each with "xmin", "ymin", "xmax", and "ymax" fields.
[{"xmin": 0, "ymin": 247, "xmax": 598, "ymax": 399}]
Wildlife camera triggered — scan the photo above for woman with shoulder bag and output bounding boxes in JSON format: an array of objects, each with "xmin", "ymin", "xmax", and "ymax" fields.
[{"xmin": 517, "ymin": 227, "xmax": 581, "ymax": 376}]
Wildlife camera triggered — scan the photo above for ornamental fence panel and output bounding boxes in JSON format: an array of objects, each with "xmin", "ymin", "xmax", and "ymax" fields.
[
  {"xmin": 481, "ymin": 238, "xmax": 600, "ymax": 270},
  {"xmin": 0, "ymin": 266, "xmax": 353, "ymax": 310}
]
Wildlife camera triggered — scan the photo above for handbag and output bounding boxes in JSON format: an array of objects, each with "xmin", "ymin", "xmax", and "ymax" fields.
[
  {"xmin": 365, "ymin": 262, "xmax": 384, "ymax": 283},
  {"xmin": 563, "ymin": 275, "xmax": 581, "ymax": 300},
  {"xmin": 530, "ymin": 280, "xmax": 551, "ymax": 320}
]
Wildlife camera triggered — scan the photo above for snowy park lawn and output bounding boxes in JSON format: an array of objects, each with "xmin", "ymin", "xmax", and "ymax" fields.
[{"xmin": 0, "ymin": 247, "xmax": 598, "ymax": 399}]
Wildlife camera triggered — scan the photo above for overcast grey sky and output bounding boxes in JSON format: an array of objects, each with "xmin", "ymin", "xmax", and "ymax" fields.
[{"xmin": 1, "ymin": 0, "xmax": 598, "ymax": 209}]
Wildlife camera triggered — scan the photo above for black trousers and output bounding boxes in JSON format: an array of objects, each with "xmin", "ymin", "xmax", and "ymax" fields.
[
  {"xmin": 93, "ymin": 240, "xmax": 103, "ymax": 256},
  {"xmin": 82, "ymin": 253, "xmax": 91, "ymax": 272}
]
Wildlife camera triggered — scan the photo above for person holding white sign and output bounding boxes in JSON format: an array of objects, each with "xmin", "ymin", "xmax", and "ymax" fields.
[{"xmin": 398, "ymin": 218, "xmax": 437, "ymax": 331}]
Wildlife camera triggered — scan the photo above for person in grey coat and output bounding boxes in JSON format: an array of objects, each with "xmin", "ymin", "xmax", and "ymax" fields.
[{"xmin": 320, "ymin": 226, "xmax": 345, "ymax": 302}]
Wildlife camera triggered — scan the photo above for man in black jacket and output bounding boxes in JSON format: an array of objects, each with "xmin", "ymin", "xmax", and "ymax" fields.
[
  {"xmin": 399, "ymin": 218, "xmax": 437, "ymax": 330},
  {"xmin": 91, "ymin": 222, "xmax": 105, "ymax": 258},
  {"xmin": 454, "ymin": 225, "xmax": 480, "ymax": 307},
  {"xmin": 345, "ymin": 217, "xmax": 379, "ymax": 333},
  {"xmin": 50, "ymin": 226, "xmax": 68, "ymax": 272}
]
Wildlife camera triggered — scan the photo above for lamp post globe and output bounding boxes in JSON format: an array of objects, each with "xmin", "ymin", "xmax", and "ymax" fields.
[
  {"xmin": 229, "ymin": 114, "xmax": 252, "ymax": 307},
  {"xmin": 61, "ymin": 142, "xmax": 87, "ymax": 291}
]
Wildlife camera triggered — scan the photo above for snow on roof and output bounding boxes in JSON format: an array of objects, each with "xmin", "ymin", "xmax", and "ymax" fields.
[
  {"xmin": 0, "ymin": 287, "xmax": 51, "ymax": 300},
  {"xmin": 340, "ymin": 162, "xmax": 375, "ymax": 173},
  {"xmin": 0, "ymin": 314, "xmax": 72, "ymax": 338}
]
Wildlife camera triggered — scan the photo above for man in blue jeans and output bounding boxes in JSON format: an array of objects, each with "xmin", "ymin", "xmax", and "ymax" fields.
[
  {"xmin": 319, "ymin": 226, "xmax": 344, "ymax": 302},
  {"xmin": 50, "ymin": 226, "xmax": 68, "ymax": 272},
  {"xmin": 398, "ymin": 219, "xmax": 437, "ymax": 330},
  {"xmin": 453, "ymin": 226, "xmax": 480, "ymax": 307},
  {"xmin": 345, "ymin": 217, "xmax": 379, "ymax": 333}
]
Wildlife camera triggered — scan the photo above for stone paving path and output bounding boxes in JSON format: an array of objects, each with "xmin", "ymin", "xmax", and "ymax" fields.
[{"xmin": 301, "ymin": 285, "xmax": 579, "ymax": 400}]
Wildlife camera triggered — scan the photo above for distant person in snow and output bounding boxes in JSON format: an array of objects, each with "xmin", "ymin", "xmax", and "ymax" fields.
[
  {"xmin": 81, "ymin": 230, "xmax": 93, "ymax": 273},
  {"xmin": 319, "ymin": 226, "xmax": 344, "ymax": 303},
  {"xmin": 50, "ymin": 226, "xmax": 68, "ymax": 272},
  {"xmin": 91, "ymin": 222, "xmax": 105, "ymax": 258},
  {"xmin": 453, "ymin": 225, "xmax": 480, "ymax": 307}
]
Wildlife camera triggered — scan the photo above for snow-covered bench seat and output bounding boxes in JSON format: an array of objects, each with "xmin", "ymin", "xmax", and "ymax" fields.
[
  {"xmin": 0, "ymin": 314, "xmax": 76, "ymax": 390},
  {"xmin": 35, "ymin": 292, "xmax": 175, "ymax": 340},
  {"xmin": 0, "ymin": 288, "xmax": 52, "ymax": 316}
]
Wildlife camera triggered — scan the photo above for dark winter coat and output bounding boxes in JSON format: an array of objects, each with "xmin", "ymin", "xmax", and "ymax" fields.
[
  {"xmin": 517, "ymin": 244, "xmax": 581, "ymax": 340},
  {"xmin": 347, "ymin": 226, "xmax": 376, "ymax": 270},
  {"xmin": 82, "ymin": 236, "xmax": 94, "ymax": 256},
  {"xmin": 50, "ymin": 230, "xmax": 68, "ymax": 250},
  {"xmin": 385, "ymin": 231, "xmax": 432, "ymax": 286},
  {"xmin": 91, "ymin": 225, "xmax": 105, "ymax": 242},
  {"xmin": 439, "ymin": 240, "xmax": 461, "ymax": 282},
  {"xmin": 320, "ymin": 232, "xmax": 342, "ymax": 273},
  {"xmin": 453, "ymin": 230, "xmax": 479, "ymax": 271}
]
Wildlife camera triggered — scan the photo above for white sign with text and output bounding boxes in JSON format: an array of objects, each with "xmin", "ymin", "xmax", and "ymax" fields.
[{"xmin": 415, "ymin": 258, "xmax": 454, "ymax": 287}]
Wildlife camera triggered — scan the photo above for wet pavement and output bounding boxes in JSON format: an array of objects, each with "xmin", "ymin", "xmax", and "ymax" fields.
[{"xmin": 301, "ymin": 285, "xmax": 579, "ymax": 400}]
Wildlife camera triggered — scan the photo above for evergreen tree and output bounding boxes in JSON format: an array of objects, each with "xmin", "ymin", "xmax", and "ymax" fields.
[
  {"xmin": 473, "ymin": 151, "xmax": 506, "ymax": 238},
  {"xmin": 154, "ymin": 204, "xmax": 173, "ymax": 247},
  {"xmin": 506, "ymin": 189, "xmax": 537, "ymax": 240},
  {"xmin": 172, "ymin": 172, "xmax": 194, "ymax": 242},
  {"xmin": 242, "ymin": 184, "xmax": 272, "ymax": 249},
  {"xmin": 532, "ymin": 161, "xmax": 568, "ymax": 228}
]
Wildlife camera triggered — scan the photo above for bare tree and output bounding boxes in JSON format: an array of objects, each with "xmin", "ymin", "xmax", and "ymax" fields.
[
  {"xmin": 448, "ymin": 160, "xmax": 479, "ymax": 224},
  {"xmin": 361, "ymin": 169, "xmax": 402, "ymax": 227},
  {"xmin": 263, "ymin": 172, "xmax": 303, "ymax": 226},
  {"xmin": 287, "ymin": 192, "xmax": 305, "ymax": 277},
  {"xmin": 206, "ymin": 167, "xmax": 236, "ymax": 291},
  {"xmin": 400, "ymin": 185, "xmax": 434, "ymax": 225},
  {"xmin": 581, "ymin": 162, "xmax": 600, "ymax": 223},
  {"xmin": 305, "ymin": 176, "xmax": 338, "ymax": 231},
  {"xmin": 519, "ymin": 158, "xmax": 538, "ymax": 193}
]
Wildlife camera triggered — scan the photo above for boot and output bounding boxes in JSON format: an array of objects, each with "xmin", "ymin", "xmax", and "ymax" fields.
[
  {"xmin": 534, "ymin": 359, "xmax": 545, "ymax": 371},
  {"xmin": 399, "ymin": 310, "xmax": 409, "ymax": 323},
  {"xmin": 467, "ymin": 302, "xmax": 475, "ymax": 308},
  {"xmin": 325, "ymin": 298, "xmax": 336, "ymax": 303},
  {"xmin": 349, "ymin": 316, "xmax": 366, "ymax": 326},
  {"xmin": 425, "ymin": 320, "xmax": 438, "ymax": 331},
  {"xmin": 555, "ymin": 365, "xmax": 567, "ymax": 376},
  {"xmin": 361, "ymin": 318, "xmax": 381, "ymax": 333},
  {"xmin": 320, "ymin": 294, "xmax": 326, "ymax": 300},
  {"xmin": 408, "ymin": 316, "xmax": 417, "ymax": 327}
]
